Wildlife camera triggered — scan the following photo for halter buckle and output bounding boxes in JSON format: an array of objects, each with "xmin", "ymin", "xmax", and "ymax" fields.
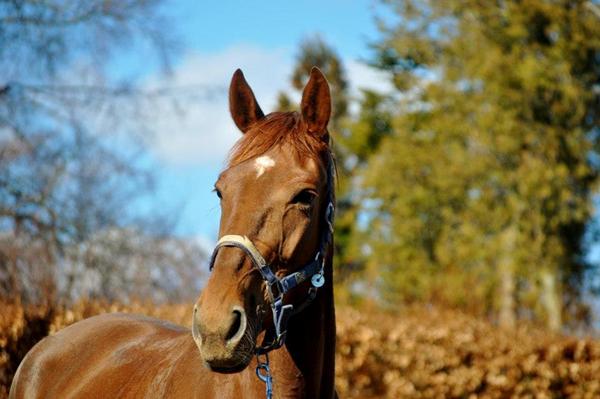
[
  {"xmin": 273, "ymin": 298, "xmax": 292, "ymax": 330},
  {"xmin": 266, "ymin": 278, "xmax": 283, "ymax": 300}
]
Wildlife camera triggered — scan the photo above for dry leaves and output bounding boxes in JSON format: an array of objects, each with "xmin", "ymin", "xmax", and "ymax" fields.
[
  {"xmin": 335, "ymin": 306, "xmax": 600, "ymax": 398},
  {"xmin": 1, "ymin": 301, "xmax": 599, "ymax": 398}
]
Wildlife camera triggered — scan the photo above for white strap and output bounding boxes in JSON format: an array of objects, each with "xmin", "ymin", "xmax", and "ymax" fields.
[{"xmin": 217, "ymin": 234, "xmax": 268, "ymax": 268}]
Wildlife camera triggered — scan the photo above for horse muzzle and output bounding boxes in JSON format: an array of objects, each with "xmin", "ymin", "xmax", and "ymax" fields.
[{"xmin": 192, "ymin": 304, "xmax": 255, "ymax": 372}]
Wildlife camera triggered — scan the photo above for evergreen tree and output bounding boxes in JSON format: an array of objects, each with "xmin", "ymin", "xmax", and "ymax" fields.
[{"xmin": 360, "ymin": 0, "xmax": 599, "ymax": 329}]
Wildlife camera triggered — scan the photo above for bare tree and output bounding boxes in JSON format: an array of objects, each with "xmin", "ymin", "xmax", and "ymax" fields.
[
  {"xmin": 60, "ymin": 228, "xmax": 205, "ymax": 303},
  {"xmin": 0, "ymin": 0, "xmax": 210, "ymax": 303}
]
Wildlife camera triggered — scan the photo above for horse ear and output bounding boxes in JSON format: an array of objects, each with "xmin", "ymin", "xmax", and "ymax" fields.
[
  {"xmin": 229, "ymin": 69, "xmax": 265, "ymax": 133},
  {"xmin": 300, "ymin": 67, "xmax": 331, "ymax": 137}
]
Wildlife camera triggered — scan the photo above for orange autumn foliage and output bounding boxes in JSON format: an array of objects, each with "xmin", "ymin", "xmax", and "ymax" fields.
[{"xmin": 1, "ymin": 301, "xmax": 599, "ymax": 398}]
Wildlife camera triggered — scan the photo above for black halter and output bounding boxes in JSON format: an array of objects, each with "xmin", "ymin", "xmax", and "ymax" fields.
[{"xmin": 207, "ymin": 152, "xmax": 335, "ymax": 354}]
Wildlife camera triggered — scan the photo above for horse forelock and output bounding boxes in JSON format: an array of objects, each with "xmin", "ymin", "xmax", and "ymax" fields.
[{"xmin": 226, "ymin": 111, "xmax": 331, "ymax": 171}]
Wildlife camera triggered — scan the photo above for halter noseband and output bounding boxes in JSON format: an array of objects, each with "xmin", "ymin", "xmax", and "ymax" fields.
[{"xmin": 207, "ymin": 154, "xmax": 335, "ymax": 354}]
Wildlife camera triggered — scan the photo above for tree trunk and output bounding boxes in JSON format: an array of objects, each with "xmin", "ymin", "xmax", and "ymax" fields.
[
  {"xmin": 540, "ymin": 268, "xmax": 561, "ymax": 331},
  {"xmin": 498, "ymin": 225, "xmax": 517, "ymax": 329}
]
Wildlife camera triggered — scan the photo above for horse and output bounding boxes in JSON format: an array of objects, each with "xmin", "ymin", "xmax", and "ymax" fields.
[{"xmin": 9, "ymin": 67, "xmax": 338, "ymax": 399}]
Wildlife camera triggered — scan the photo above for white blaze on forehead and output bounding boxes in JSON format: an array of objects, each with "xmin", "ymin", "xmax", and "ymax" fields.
[{"xmin": 254, "ymin": 156, "xmax": 276, "ymax": 178}]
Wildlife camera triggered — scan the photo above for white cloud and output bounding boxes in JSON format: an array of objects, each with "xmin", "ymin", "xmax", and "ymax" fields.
[
  {"xmin": 148, "ymin": 44, "xmax": 292, "ymax": 167},
  {"xmin": 146, "ymin": 45, "xmax": 393, "ymax": 167},
  {"xmin": 346, "ymin": 59, "xmax": 394, "ymax": 97}
]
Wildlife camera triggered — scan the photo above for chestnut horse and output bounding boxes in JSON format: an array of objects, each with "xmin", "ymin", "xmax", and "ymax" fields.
[{"xmin": 9, "ymin": 67, "xmax": 337, "ymax": 399}]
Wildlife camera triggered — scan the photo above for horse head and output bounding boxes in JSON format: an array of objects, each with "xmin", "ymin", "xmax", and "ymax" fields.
[{"xmin": 192, "ymin": 67, "xmax": 334, "ymax": 372}]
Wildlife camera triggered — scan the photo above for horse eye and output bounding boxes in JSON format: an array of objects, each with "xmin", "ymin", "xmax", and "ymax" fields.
[
  {"xmin": 291, "ymin": 189, "xmax": 316, "ymax": 206},
  {"xmin": 214, "ymin": 188, "xmax": 222, "ymax": 200}
]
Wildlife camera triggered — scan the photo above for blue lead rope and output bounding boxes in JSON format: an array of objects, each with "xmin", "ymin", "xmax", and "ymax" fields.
[{"xmin": 256, "ymin": 353, "xmax": 273, "ymax": 399}]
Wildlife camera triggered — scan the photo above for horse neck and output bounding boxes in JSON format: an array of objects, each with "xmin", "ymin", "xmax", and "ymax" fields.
[{"xmin": 279, "ymin": 249, "xmax": 336, "ymax": 398}]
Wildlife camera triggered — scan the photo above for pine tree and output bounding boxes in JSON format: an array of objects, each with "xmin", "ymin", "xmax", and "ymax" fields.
[{"xmin": 360, "ymin": 0, "xmax": 600, "ymax": 329}]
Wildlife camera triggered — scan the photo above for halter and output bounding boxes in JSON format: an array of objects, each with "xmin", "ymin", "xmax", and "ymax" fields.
[
  {"xmin": 207, "ymin": 153, "xmax": 335, "ymax": 353},
  {"xmin": 206, "ymin": 152, "xmax": 335, "ymax": 399}
]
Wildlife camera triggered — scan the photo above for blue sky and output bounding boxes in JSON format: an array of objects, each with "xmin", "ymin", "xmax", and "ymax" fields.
[
  {"xmin": 174, "ymin": 0, "xmax": 380, "ymax": 55},
  {"xmin": 141, "ymin": 0, "xmax": 390, "ymax": 247}
]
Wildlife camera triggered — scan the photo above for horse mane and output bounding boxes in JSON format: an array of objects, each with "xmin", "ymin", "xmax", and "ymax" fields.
[{"xmin": 226, "ymin": 111, "xmax": 330, "ymax": 169}]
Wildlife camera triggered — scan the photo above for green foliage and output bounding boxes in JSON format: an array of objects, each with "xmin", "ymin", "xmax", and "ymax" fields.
[
  {"xmin": 276, "ymin": 92, "xmax": 294, "ymax": 112},
  {"xmin": 354, "ymin": 0, "xmax": 600, "ymax": 328},
  {"xmin": 289, "ymin": 36, "xmax": 349, "ymax": 126},
  {"xmin": 335, "ymin": 90, "xmax": 394, "ymax": 292},
  {"xmin": 341, "ymin": 90, "xmax": 394, "ymax": 163}
]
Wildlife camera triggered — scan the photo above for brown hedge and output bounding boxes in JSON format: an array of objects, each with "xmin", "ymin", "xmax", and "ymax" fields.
[{"xmin": 1, "ymin": 301, "xmax": 598, "ymax": 398}]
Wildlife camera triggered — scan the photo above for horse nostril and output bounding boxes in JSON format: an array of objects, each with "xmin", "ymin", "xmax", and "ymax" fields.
[
  {"xmin": 225, "ymin": 308, "xmax": 246, "ymax": 344},
  {"xmin": 225, "ymin": 310, "xmax": 242, "ymax": 341}
]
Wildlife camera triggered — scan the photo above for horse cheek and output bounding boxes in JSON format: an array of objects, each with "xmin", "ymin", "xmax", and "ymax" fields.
[{"xmin": 280, "ymin": 212, "xmax": 311, "ymax": 261}]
